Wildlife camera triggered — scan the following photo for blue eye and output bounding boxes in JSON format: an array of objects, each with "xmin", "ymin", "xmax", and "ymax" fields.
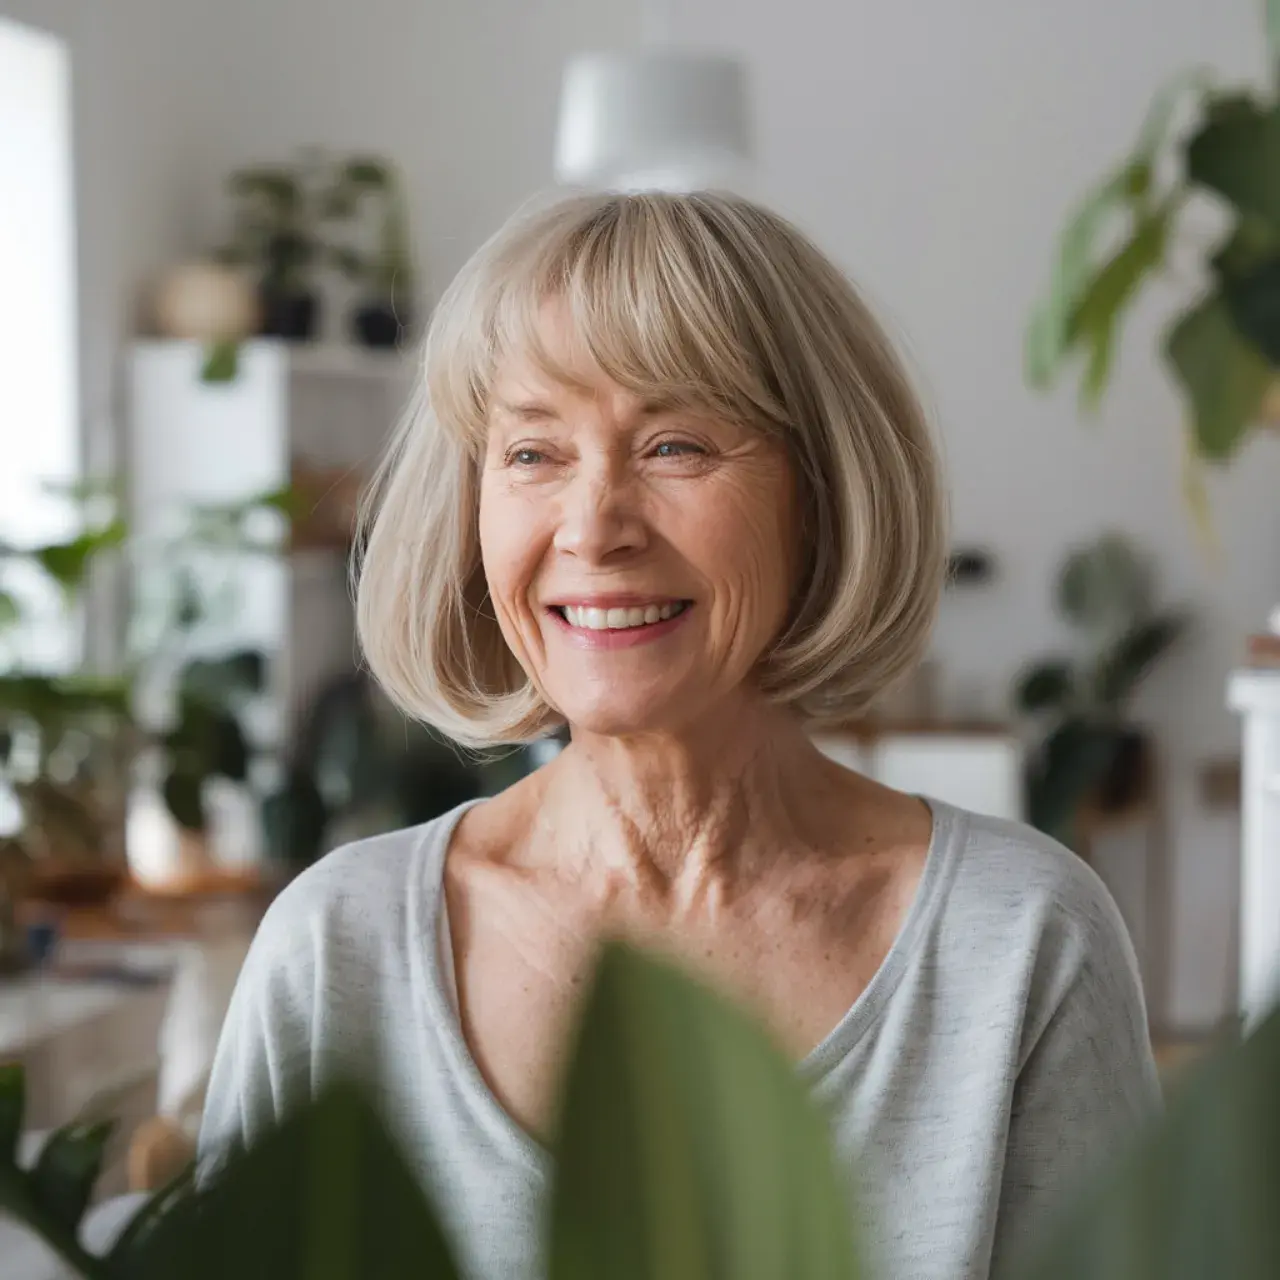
[
  {"xmin": 510, "ymin": 448, "xmax": 545, "ymax": 466},
  {"xmin": 653, "ymin": 440, "xmax": 703, "ymax": 458}
]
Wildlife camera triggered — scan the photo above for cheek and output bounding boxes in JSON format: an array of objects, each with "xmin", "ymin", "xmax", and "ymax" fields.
[
  {"xmin": 687, "ymin": 466, "xmax": 796, "ymax": 630},
  {"xmin": 478, "ymin": 480, "xmax": 542, "ymax": 624}
]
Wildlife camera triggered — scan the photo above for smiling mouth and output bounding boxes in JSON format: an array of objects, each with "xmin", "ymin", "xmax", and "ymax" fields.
[{"xmin": 552, "ymin": 601, "xmax": 692, "ymax": 632}]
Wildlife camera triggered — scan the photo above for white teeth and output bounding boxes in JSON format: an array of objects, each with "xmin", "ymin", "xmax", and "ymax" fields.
[{"xmin": 562, "ymin": 602, "xmax": 685, "ymax": 630}]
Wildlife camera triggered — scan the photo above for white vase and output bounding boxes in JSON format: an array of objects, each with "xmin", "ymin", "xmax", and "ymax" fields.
[{"xmin": 151, "ymin": 261, "xmax": 258, "ymax": 341}]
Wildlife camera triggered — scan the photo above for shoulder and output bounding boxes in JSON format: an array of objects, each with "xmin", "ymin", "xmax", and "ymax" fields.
[
  {"xmin": 247, "ymin": 806, "xmax": 464, "ymax": 982},
  {"xmin": 942, "ymin": 806, "xmax": 1127, "ymax": 937},
  {"xmin": 932, "ymin": 804, "xmax": 1149, "ymax": 1049}
]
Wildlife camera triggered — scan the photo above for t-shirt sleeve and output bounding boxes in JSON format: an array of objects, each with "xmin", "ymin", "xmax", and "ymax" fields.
[
  {"xmin": 196, "ymin": 882, "xmax": 319, "ymax": 1173},
  {"xmin": 989, "ymin": 862, "xmax": 1162, "ymax": 1274}
]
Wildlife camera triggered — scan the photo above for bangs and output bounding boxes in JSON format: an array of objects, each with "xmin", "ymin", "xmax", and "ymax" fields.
[{"xmin": 425, "ymin": 193, "xmax": 794, "ymax": 451}]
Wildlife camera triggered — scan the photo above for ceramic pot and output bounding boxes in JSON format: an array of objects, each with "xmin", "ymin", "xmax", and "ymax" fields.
[{"xmin": 153, "ymin": 262, "xmax": 258, "ymax": 341}]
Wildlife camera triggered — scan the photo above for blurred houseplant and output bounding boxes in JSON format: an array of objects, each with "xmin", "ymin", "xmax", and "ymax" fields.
[
  {"xmin": 1, "ymin": 941, "xmax": 1278, "ymax": 1280},
  {"xmin": 260, "ymin": 670, "xmax": 536, "ymax": 871},
  {"xmin": 325, "ymin": 156, "xmax": 417, "ymax": 349},
  {"xmin": 217, "ymin": 154, "xmax": 340, "ymax": 346},
  {"xmin": 1015, "ymin": 534, "xmax": 1188, "ymax": 849},
  {"xmin": 1028, "ymin": 1, "xmax": 1280, "ymax": 472},
  {"xmin": 0, "ymin": 484, "xmax": 288, "ymax": 906}
]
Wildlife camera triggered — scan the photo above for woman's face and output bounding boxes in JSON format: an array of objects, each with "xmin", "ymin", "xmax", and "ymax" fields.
[{"xmin": 479, "ymin": 315, "xmax": 798, "ymax": 738}]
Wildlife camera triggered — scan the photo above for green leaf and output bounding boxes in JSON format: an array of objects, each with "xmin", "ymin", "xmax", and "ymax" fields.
[
  {"xmin": 106, "ymin": 1159, "xmax": 196, "ymax": 1273},
  {"xmin": 1015, "ymin": 662, "xmax": 1075, "ymax": 714},
  {"xmin": 1026, "ymin": 167, "xmax": 1134, "ymax": 389},
  {"xmin": 1187, "ymin": 94, "xmax": 1280, "ymax": 225},
  {"xmin": 30, "ymin": 1119, "xmax": 115, "ymax": 1231},
  {"xmin": 330, "ymin": 245, "xmax": 368, "ymax": 279},
  {"xmin": 1221, "ymin": 255, "xmax": 1280, "ymax": 364},
  {"xmin": 1010, "ymin": 1003, "xmax": 1280, "ymax": 1280},
  {"xmin": 1057, "ymin": 534, "xmax": 1152, "ymax": 634},
  {"xmin": 1068, "ymin": 205, "xmax": 1171, "ymax": 408},
  {"xmin": 162, "ymin": 768, "xmax": 206, "ymax": 832},
  {"xmin": 1165, "ymin": 292, "xmax": 1273, "ymax": 460},
  {"xmin": 1026, "ymin": 67, "xmax": 1206, "ymax": 394},
  {"xmin": 129, "ymin": 1082, "xmax": 460, "ymax": 1280},
  {"xmin": 0, "ymin": 588, "xmax": 19, "ymax": 629},
  {"xmin": 181, "ymin": 650, "xmax": 266, "ymax": 702},
  {"xmin": 549, "ymin": 942, "xmax": 861, "ymax": 1280},
  {"xmin": 32, "ymin": 519, "xmax": 127, "ymax": 591},
  {"xmin": 1092, "ymin": 612, "xmax": 1188, "ymax": 707},
  {"xmin": 201, "ymin": 339, "xmax": 241, "ymax": 383},
  {"xmin": 0, "ymin": 1064, "xmax": 24, "ymax": 1166},
  {"xmin": 342, "ymin": 159, "xmax": 392, "ymax": 188}
]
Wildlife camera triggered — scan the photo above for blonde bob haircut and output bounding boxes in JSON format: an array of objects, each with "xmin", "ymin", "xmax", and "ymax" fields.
[{"xmin": 356, "ymin": 190, "xmax": 947, "ymax": 747}]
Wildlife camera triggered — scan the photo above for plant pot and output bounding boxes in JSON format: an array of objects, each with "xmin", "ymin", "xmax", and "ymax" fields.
[
  {"xmin": 1096, "ymin": 728, "xmax": 1151, "ymax": 814},
  {"xmin": 351, "ymin": 301, "xmax": 406, "ymax": 349},
  {"xmin": 259, "ymin": 289, "xmax": 319, "ymax": 340},
  {"xmin": 153, "ymin": 262, "xmax": 259, "ymax": 342}
]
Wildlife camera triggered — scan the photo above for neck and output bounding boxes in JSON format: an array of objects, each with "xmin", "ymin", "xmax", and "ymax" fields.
[{"xmin": 533, "ymin": 698, "xmax": 842, "ymax": 899}]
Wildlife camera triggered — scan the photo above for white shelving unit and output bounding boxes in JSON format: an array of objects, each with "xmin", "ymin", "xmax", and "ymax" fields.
[
  {"xmin": 128, "ymin": 339, "xmax": 411, "ymax": 743},
  {"xmin": 1228, "ymin": 667, "xmax": 1280, "ymax": 1030}
]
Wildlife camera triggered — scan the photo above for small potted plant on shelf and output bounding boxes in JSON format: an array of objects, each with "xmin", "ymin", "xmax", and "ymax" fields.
[
  {"xmin": 217, "ymin": 153, "xmax": 339, "ymax": 343},
  {"xmin": 1014, "ymin": 533, "xmax": 1188, "ymax": 851},
  {"xmin": 325, "ymin": 156, "xmax": 417, "ymax": 349}
]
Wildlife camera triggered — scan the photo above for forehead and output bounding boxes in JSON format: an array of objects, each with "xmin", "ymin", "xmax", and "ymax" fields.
[{"xmin": 488, "ymin": 302, "xmax": 649, "ymax": 418}]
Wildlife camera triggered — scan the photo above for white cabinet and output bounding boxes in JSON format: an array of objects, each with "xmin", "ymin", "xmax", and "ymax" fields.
[
  {"xmin": 812, "ymin": 729, "xmax": 1024, "ymax": 822},
  {"xmin": 1228, "ymin": 669, "xmax": 1280, "ymax": 1030},
  {"xmin": 128, "ymin": 341, "xmax": 410, "ymax": 740}
]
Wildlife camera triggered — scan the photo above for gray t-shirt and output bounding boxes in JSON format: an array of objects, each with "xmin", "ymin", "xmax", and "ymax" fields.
[{"xmin": 198, "ymin": 798, "xmax": 1159, "ymax": 1280}]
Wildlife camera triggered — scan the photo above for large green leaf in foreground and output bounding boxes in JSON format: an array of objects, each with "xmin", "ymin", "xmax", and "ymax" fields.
[
  {"xmin": 549, "ymin": 942, "xmax": 861, "ymax": 1280},
  {"xmin": 1009, "ymin": 1003, "xmax": 1280, "ymax": 1280},
  {"xmin": 131, "ymin": 1082, "xmax": 461, "ymax": 1280}
]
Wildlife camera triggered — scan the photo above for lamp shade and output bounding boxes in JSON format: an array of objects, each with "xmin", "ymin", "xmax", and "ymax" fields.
[{"xmin": 554, "ymin": 50, "xmax": 752, "ymax": 192}]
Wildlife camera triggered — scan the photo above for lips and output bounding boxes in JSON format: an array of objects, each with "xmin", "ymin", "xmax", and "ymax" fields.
[{"xmin": 556, "ymin": 601, "xmax": 690, "ymax": 632}]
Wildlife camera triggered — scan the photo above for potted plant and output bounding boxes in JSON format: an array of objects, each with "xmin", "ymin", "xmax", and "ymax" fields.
[
  {"xmin": 0, "ymin": 502, "xmax": 136, "ymax": 906},
  {"xmin": 260, "ymin": 671, "xmax": 524, "ymax": 870},
  {"xmin": 218, "ymin": 155, "xmax": 336, "ymax": 343},
  {"xmin": 1014, "ymin": 534, "xmax": 1188, "ymax": 849},
  {"xmin": 325, "ymin": 156, "xmax": 417, "ymax": 349}
]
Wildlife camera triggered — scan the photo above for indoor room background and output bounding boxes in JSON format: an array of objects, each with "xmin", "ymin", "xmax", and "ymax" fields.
[{"xmin": 2, "ymin": 0, "xmax": 1277, "ymax": 1174}]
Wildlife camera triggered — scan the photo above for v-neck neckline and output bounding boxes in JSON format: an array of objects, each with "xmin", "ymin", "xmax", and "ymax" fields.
[{"xmin": 414, "ymin": 794, "xmax": 965, "ymax": 1170}]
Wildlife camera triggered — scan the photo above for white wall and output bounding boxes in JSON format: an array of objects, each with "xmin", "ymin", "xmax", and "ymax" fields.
[{"xmin": 8, "ymin": 0, "xmax": 1274, "ymax": 1030}]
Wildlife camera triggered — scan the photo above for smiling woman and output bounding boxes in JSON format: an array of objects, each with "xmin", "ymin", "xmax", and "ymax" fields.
[
  {"xmin": 356, "ymin": 191, "xmax": 944, "ymax": 745},
  {"xmin": 199, "ymin": 191, "xmax": 1159, "ymax": 1280}
]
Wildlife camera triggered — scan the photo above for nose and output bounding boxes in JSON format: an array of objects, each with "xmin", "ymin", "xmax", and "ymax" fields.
[{"xmin": 552, "ymin": 460, "xmax": 647, "ymax": 564}]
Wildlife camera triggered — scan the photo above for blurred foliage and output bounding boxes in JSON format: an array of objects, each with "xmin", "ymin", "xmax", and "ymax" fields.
[
  {"xmin": 2, "ymin": 948, "xmax": 1279, "ymax": 1279},
  {"xmin": 1028, "ymin": 5, "xmax": 1280, "ymax": 469},
  {"xmin": 259, "ymin": 670, "xmax": 542, "ymax": 870},
  {"xmin": 325, "ymin": 156, "xmax": 417, "ymax": 315},
  {"xmin": 0, "ymin": 483, "xmax": 290, "ymax": 853},
  {"xmin": 1014, "ymin": 534, "xmax": 1188, "ymax": 848}
]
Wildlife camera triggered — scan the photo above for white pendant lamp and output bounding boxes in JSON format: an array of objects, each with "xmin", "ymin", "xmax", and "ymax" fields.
[{"xmin": 554, "ymin": 49, "xmax": 753, "ymax": 193}]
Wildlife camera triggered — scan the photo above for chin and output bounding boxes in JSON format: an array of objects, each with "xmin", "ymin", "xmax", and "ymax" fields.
[{"xmin": 557, "ymin": 690, "xmax": 693, "ymax": 739}]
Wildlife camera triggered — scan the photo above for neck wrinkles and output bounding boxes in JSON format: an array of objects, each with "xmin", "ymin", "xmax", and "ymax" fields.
[{"xmin": 530, "ymin": 699, "xmax": 843, "ymax": 906}]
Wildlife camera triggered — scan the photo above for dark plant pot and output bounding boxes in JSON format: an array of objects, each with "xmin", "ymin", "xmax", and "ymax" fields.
[
  {"xmin": 351, "ymin": 301, "xmax": 407, "ymax": 349},
  {"xmin": 1097, "ymin": 728, "xmax": 1151, "ymax": 813},
  {"xmin": 260, "ymin": 289, "xmax": 319, "ymax": 341}
]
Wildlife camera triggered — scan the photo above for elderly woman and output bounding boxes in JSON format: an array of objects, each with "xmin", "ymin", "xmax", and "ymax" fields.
[{"xmin": 200, "ymin": 192, "xmax": 1158, "ymax": 1279}]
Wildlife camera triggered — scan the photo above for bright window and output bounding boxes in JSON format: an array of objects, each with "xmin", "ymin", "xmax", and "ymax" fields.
[{"xmin": 0, "ymin": 16, "xmax": 78, "ymax": 666}]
